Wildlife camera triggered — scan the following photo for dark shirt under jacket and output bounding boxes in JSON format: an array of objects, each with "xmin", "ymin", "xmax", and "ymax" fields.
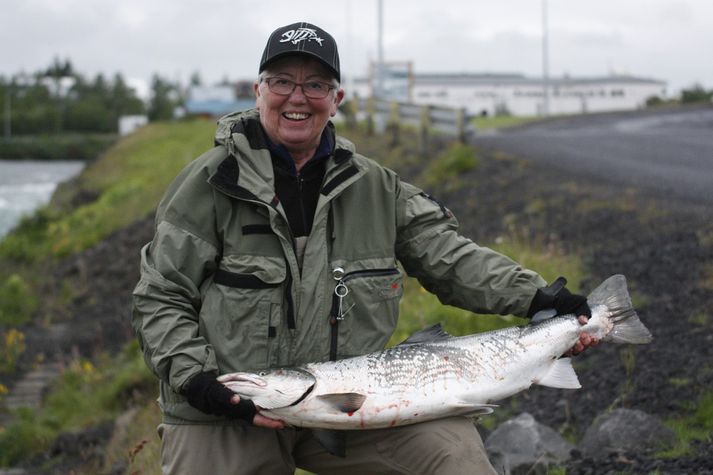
[{"xmin": 267, "ymin": 130, "xmax": 334, "ymax": 239}]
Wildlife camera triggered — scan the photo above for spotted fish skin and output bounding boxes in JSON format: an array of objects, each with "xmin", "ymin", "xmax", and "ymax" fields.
[{"xmin": 220, "ymin": 275, "xmax": 652, "ymax": 430}]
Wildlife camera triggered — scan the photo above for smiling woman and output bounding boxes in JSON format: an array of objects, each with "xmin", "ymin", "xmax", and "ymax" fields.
[{"xmin": 254, "ymin": 56, "xmax": 344, "ymax": 168}]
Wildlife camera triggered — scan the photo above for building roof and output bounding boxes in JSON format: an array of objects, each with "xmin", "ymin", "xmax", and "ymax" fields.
[{"xmin": 355, "ymin": 72, "xmax": 666, "ymax": 87}]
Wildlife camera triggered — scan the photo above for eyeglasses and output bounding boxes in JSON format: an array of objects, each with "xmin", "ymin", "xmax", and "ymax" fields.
[{"xmin": 263, "ymin": 77, "xmax": 336, "ymax": 99}]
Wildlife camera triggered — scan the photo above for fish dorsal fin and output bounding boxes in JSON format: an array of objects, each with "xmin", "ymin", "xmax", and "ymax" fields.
[
  {"xmin": 536, "ymin": 357, "xmax": 581, "ymax": 389},
  {"xmin": 397, "ymin": 323, "xmax": 452, "ymax": 346},
  {"xmin": 317, "ymin": 392, "xmax": 367, "ymax": 413}
]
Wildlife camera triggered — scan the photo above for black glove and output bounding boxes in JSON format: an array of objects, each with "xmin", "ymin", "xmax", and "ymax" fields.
[
  {"xmin": 182, "ymin": 372, "xmax": 257, "ymax": 422},
  {"xmin": 527, "ymin": 276, "xmax": 591, "ymax": 319}
]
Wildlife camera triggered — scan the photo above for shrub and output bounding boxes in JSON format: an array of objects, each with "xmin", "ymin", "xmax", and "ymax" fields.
[
  {"xmin": 680, "ymin": 84, "xmax": 713, "ymax": 104},
  {"xmin": 0, "ymin": 329, "xmax": 26, "ymax": 373},
  {"xmin": 0, "ymin": 274, "xmax": 38, "ymax": 325},
  {"xmin": 420, "ymin": 143, "xmax": 479, "ymax": 191},
  {"xmin": 0, "ymin": 134, "xmax": 116, "ymax": 160}
]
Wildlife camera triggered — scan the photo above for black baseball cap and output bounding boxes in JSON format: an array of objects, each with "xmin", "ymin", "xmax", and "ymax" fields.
[{"xmin": 259, "ymin": 22, "xmax": 340, "ymax": 82}]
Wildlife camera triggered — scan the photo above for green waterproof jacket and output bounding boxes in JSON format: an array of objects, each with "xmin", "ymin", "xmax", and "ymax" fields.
[{"xmin": 131, "ymin": 109, "xmax": 547, "ymax": 424}]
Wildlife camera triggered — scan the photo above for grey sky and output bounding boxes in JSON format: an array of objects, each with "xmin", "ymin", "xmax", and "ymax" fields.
[{"xmin": 1, "ymin": 0, "xmax": 711, "ymax": 97}]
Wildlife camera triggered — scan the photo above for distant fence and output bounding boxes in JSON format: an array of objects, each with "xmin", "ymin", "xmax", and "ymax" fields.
[{"xmin": 342, "ymin": 98, "xmax": 475, "ymax": 154}]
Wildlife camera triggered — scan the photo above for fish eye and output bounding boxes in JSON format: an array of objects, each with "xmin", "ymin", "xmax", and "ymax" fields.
[{"xmin": 258, "ymin": 371, "xmax": 267, "ymax": 376}]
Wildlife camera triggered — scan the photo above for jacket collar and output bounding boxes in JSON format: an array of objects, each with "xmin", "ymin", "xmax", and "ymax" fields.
[
  {"xmin": 209, "ymin": 109, "xmax": 361, "ymax": 205},
  {"xmin": 267, "ymin": 128, "xmax": 335, "ymax": 177}
]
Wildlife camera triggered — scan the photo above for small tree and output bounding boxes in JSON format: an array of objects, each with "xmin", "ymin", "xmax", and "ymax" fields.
[
  {"xmin": 148, "ymin": 74, "xmax": 179, "ymax": 121},
  {"xmin": 680, "ymin": 84, "xmax": 713, "ymax": 104},
  {"xmin": 189, "ymin": 71, "xmax": 203, "ymax": 87}
]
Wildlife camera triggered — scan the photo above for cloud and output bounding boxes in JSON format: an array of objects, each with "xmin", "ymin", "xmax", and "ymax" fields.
[{"xmin": 1, "ymin": 0, "xmax": 711, "ymax": 93}]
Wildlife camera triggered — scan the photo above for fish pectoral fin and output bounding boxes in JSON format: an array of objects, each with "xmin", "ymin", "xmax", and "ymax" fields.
[
  {"xmin": 470, "ymin": 405, "xmax": 497, "ymax": 416},
  {"xmin": 312, "ymin": 429, "xmax": 347, "ymax": 458},
  {"xmin": 536, "ymin": 357, "xmax": 582, "ymax": 389},
  {"xmin": 450, "ymin": 399, "xmax": 498, "ymax": 416},
  {"xmin": 316, "ymin": 392, "xmax": 367, "ymax": 413}
]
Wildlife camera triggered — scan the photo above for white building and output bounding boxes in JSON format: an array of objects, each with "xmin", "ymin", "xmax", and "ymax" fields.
[
  {"xmin": 118, "ymin": 115, "xmax": 148, "ymax": 136},
  {"xmin": 351, "ymin": 73, "xmax": 667, "ymax": 117}
]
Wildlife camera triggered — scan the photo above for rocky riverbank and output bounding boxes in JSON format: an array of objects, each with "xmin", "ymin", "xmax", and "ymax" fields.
[{"xmin": 449, "ymin": 141, "xmax": 713, "ymax": 473}]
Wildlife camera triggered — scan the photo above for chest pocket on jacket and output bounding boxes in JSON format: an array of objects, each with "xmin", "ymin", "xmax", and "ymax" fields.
[
  {"xmin": 200, "ymin": 254, "xmax": 286, "ymax": 372},
  {"xmin": 331, "ymin": 261, "xmax": 404, "ymax": 358}
]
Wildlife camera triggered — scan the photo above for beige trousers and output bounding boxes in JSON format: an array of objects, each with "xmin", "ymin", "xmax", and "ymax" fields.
[{"xmin": 158, "ymin": 417, "xmax": 497, "ymax": 475}]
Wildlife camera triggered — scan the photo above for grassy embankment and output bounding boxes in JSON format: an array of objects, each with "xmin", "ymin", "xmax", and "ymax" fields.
[
  {"xmin": 0, "ymin": 121, "xmax": 215, "ymax": 470},
  {"xmin": 4, "ymin": 117, "xmax": 708, "ymax": 471},
  {"xmin": 471, "ymin": 115, "xmax": 540, "ymax": 132}
]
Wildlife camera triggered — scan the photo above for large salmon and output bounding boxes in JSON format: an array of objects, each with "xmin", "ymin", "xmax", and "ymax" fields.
[{"xmin": 220, "ymin": 275, "xmax": 652, "ymax": 455}]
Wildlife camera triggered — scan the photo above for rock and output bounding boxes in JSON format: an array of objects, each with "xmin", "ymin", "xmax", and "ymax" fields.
[
  {"xmin": 50, "ymin": 422, "xmax": 114, "ymax": 461},
  {"xmin": 485, "ymin": 412, "xmax": 574, "ymax": 475},
  {"xmin": 578, "ymin": 408, "xmax": 676, "ymax": 459}
]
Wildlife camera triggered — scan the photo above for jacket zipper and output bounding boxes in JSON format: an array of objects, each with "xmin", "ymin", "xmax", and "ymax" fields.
[
  {"xmin": 297, "ymin": 175, "xmax": 309, "ymax": 235},
  {"xmin": 210, "ymin": 153, "xmax": 360, "ymax": 338},
  {"xmin": 329, "ymin": 267, "xmax": 400, "ymax": 361},
  {"xmin": 285, "ymin": 272, "xmax": 296, "ymax": 329}
]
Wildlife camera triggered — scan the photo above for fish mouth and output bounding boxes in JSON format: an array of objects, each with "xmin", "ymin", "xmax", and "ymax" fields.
[{"xmin": 217, "ymin": 372, "xmax": 267, "ymax": 387}]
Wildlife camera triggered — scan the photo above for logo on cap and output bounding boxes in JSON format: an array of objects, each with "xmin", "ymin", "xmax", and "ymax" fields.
[{"xmin": 280, "ymin": 28, "xmax": 324, "ymax": 46}]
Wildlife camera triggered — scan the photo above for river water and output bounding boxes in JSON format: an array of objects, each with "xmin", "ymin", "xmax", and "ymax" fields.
[{"xmin": 0, "ymin": 160, "xmax": 85, "ymax": 238}]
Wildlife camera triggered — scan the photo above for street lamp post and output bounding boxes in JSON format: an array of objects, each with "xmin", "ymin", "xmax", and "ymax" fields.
[{"xmin": 542, "ymin": 0, "xmax": 550, "ymax": 116}]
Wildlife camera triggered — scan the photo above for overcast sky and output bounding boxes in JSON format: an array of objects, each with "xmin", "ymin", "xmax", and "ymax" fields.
[{"xmin": 2, "ymin": 0, "xmax": 712, "ymax": 98}]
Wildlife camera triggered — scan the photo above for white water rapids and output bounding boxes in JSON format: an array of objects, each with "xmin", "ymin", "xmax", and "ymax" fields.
[{"xmin": 0, "ymin": 160, "xmax": 84, "ymax": 238}]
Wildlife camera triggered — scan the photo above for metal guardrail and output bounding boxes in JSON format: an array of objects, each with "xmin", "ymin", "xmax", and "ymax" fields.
[{"xmin": 351, "ymin": 97, "xmax": 475, "ymax": 142}]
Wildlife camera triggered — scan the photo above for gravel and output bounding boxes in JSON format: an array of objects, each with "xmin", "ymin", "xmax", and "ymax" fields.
[{"xmin": 446, "ymin": 142, "xmax": 713, "ymax": 473}]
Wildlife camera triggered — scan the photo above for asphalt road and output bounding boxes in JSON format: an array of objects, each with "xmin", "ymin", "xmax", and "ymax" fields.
[{"xmin": 473, "ymin": 105, "xmax": 713, "ymax": 205}]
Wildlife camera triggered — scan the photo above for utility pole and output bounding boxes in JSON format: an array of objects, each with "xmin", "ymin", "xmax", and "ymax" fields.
[
  {"xmin": 541, "ymin": 0, "xmax": 550, "ymax": 116},
  {"xmin": 376, "ymin": 0, "xmax": 384, "ymax": 98}
]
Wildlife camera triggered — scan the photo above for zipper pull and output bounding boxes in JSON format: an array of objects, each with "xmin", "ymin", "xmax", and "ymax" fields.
[{"xmin": 332, "ymin": 267, "xmax": 354, "ymax": 321}]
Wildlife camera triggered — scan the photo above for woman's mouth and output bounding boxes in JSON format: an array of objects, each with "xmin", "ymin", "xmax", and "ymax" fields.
[{"xmin": 283, "ymin": 112, "xmax": 310, "ymax": 121}]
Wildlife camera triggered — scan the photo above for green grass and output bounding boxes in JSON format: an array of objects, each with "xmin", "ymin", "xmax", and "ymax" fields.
[
  {"xmin": 0, "ymin": 274, "xmax": 37, "ymax": 325},
  {"xmin": 0, "ymin": 341, "xmax": 155, "ymax": 467},
  {"xmin": 419, "ymin": 143, "xmax": 479, "ymax": 192},
  {"xmin": 388, "ymin": 236, "xmax": 584, "ymax": 346},
  {"xmin": 101, "ymin": 401, "xmax": 162, "ymax": 475},
  {"xmin": 659, "ymin": 391, "xmax": 713, "ymax": 459},
  {"xmin": 471, "ymin": 115, "xmax": 541, "ymax": 131}
]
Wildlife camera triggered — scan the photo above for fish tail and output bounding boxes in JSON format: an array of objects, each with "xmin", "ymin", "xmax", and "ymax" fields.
[{"xmin": 587, "ymin": 275, "xmax": 653, "ymax": 344}]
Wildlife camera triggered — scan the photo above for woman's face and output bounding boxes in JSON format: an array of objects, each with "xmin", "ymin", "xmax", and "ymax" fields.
[{"xmin": 255, "ymin": 57, "xmax": 344, "ymax": 159}]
